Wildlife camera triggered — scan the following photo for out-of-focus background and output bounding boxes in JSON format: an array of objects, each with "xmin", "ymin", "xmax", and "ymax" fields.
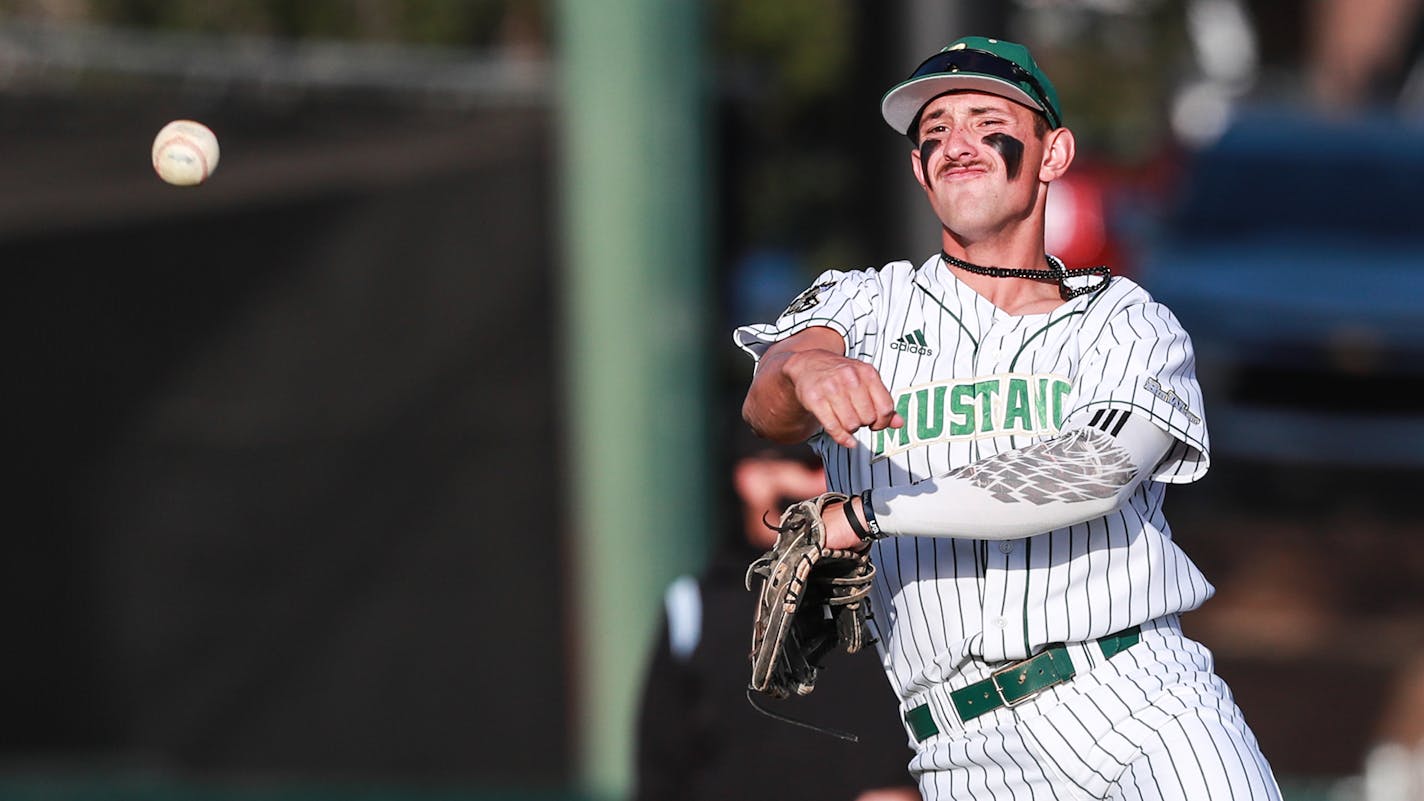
[{"xmin": 4, "ymin": 0, "xmax": 1423, "ymax": 799}]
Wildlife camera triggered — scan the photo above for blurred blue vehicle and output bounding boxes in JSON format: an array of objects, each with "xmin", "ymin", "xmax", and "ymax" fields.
[{"xmin": 1140, "ymin": 108, "xmax": 1424, "ymax": 466}]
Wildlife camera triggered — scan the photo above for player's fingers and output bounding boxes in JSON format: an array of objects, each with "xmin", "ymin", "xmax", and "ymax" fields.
[
  {"xmin": 825, "ymin": 362, "xmax": 889, "ymax": 430},
  {"xmin": 820, "ymin": 393, "xmax": 870, "ymax": 448},
  {"xmin": 797, "ymin": 388, "xmax": 858, "ymax": 448},
  {"xmin": 860, "ymin": 368, "xmax": 902, "ymax": 430},
  {"xmin": 793, "ymin": 357, "xmax": 891, "ymax": 447},
  {"xmin": 818, "ymin": 417, "xmax": 859, "ymax": 449},
  {"xmin": 843, "ymin": 381, "xmax": 884, "ymax": 430}
]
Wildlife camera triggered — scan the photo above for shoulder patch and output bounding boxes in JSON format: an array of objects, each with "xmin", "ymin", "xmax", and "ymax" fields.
[
  {"xmin": 781, "ymin": 280, "xmax": 837, "ymax": 317},
  {"xmin": 1143, "ymin": 377, "xmax": 1201, "ymax": 425}
]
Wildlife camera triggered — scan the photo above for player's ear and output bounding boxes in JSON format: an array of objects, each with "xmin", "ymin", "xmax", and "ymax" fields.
[{"xmin": 1038, "ymin": 126, "xmax": 1075, "ymax": 182}]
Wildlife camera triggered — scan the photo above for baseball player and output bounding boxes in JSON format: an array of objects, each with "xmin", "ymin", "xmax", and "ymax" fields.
[{"xmin": 734, "ymin": 36, "xmax": 1281, "ymax": 800}]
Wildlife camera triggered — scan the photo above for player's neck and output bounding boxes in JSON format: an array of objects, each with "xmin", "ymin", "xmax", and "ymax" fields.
[{"xmin": 940, "ymin": 239, "xmax": 1064, "ymax": 316}]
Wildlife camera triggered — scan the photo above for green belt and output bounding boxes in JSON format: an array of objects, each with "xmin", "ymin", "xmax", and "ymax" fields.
[{"xmin": 904, "ymin": 626, "xmax": 1141, "ymax": 742}]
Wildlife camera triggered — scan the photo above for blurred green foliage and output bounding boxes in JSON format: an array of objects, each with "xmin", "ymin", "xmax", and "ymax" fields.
[
  {"xmin": 1025, "ymin": 3, "xmax": 1193, "ymax": 162},
  {"xmin": 715, "ymin": 0, "xmax": 851, "ymax": 109},
  {"xmin": 711, "ymin": 0, "xmax": 872, "ymax": 271},
  {"xmin": 0, "ymin": 0, "xmax": 546, "ymax": 46}
]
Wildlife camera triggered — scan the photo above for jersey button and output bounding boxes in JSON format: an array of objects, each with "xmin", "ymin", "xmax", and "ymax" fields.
[
  {"xmin": 998, "ymin": 541, "xmax": 1015, "ymax": 553},
  {"xmin": 991, "ymin": 616, "xmax": 1007, "ymax": 629}
]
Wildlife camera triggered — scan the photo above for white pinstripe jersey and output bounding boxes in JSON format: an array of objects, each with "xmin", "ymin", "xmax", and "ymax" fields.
[{"xmin": 734, "ymin": 254, "xmax": 1216, "ymax": 703}]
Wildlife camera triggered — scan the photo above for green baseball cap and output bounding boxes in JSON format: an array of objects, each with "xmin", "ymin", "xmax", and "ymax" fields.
[{"xmin": 881, "ymin": 36, "xmax": 1063, "ymax": 136}]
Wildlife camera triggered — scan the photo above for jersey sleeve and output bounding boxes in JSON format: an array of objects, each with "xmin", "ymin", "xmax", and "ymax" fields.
[
  {"xmin": 731, "ymin": 268, "xmax": 881, "ymax": 362},
  {"xmin": 1062, "ymin": 292, "xmax": 1210, "ymax": 484}
]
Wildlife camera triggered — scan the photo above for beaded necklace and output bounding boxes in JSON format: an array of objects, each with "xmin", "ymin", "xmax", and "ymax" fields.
[{"xmin": 941, "ymin": 251, "xmax": 1112, "ymax": 300}]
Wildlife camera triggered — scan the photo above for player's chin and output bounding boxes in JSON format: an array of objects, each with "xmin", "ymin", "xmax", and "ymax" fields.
[
  {"xmin": 935, "ymin": 192, "xmax": 995, "ymax": 220},
  {"xmin": 941, "ymin": 203, "xmax": 1007, "ymax": 236}
]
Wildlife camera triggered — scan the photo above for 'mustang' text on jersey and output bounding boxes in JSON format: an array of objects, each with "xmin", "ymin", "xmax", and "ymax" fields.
[{"xmin": 734, "ymin": 254, "xmax": 1214, "ymax": 705}]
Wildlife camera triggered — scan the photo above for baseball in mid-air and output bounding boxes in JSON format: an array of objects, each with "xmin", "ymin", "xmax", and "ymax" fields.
[{"xmin": 151, "ymin": 120, "xmax": 220, "ymax": 186}]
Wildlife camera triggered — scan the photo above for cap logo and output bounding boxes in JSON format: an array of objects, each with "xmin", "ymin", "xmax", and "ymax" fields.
[{"xmin": 948, "ymin": 43, "xmax": 967, "ymax": 50}]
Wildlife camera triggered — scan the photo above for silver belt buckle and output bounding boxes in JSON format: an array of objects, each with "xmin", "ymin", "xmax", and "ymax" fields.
[
  {"xmin": 991, "ymin": 650, "xmax": 1065, "ymax": 709},
  {"xmin": 989, "ymin": 661, "xmax": 1030, "ymax": 709}
]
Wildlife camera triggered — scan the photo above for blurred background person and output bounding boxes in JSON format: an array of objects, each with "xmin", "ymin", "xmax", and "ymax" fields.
[{"xmin": 633, "ymin": 428, "xmax": 919, "ymax": 801}]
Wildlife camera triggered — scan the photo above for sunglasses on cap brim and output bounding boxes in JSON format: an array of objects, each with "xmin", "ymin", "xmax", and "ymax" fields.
[{"xmin": 908, "ymin": 49, "xmax": 1060, "ymax": 130}]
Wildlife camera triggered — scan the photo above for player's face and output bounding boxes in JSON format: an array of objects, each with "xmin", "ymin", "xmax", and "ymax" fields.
[{"xmin": 908, "ymin": 92, "xmax": 1059, "ymax": 242}]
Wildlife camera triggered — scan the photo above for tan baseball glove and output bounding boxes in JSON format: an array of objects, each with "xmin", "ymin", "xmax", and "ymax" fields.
[{"xmin": 745, "ymin": 492, "xmax": 876, "ymax": 701}]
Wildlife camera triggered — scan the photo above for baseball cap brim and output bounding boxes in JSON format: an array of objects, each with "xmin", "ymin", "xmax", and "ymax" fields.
[
  {"xmin": 881, "ymin": 74, "xmax": 1047, "ymax": 136},
  {"xmin": 880, "ymin": 38, "xmax": 1063, "ymax": 136}
]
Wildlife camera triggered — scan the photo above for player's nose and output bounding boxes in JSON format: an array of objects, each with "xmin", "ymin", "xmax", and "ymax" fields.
[{"xmin": 941, "ymin": 128, "xmax": 980, "ymax": 164}]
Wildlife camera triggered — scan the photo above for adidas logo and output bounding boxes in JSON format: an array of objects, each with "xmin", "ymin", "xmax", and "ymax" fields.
[{"xmin": 890, "ymin": 329, "xmax": 933, "ymax": 356}]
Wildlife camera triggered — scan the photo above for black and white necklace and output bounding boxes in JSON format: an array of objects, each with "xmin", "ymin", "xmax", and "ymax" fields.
[{"xmin": 941, "ymin": 251, "xmax": 1112, "ymax": 299}]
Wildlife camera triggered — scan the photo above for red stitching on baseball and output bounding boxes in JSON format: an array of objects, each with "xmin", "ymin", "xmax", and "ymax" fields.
[{"xmin": 153, "ymin": 134, "xmax": 209, "ymax": 180}]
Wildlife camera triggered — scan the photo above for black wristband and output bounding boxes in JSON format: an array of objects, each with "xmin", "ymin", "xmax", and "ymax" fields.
[
  {"xmin": 842, "ymin": 499, "xmax": 872, "ymax": 543},
  {"xmin": 859, "ymin": 490, "xmax": 883, "ymax": 539}
]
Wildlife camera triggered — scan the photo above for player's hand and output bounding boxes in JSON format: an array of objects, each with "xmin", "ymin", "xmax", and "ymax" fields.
[{"xmin": 782, "ymin": 348, "xmax": 904, "ymax": 449}]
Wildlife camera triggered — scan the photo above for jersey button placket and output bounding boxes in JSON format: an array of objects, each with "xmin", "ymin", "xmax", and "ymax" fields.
[
  {"xmin": 980, "ymin": 538, "xmax": 1015, "ymax": 660},
  {"xmin": 988, "ymin": 532, "xmax": 1030, "ymax": 660}
]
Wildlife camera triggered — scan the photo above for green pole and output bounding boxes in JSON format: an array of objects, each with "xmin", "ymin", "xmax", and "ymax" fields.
[{"xmin": 555, "ymin": 1, "xmax": 709, "ymax": 798}]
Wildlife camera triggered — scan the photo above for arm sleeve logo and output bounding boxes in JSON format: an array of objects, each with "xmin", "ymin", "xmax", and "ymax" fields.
[{"xmin": 780, "ymin": 280, "xmax": 838, "ymax": 317}]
